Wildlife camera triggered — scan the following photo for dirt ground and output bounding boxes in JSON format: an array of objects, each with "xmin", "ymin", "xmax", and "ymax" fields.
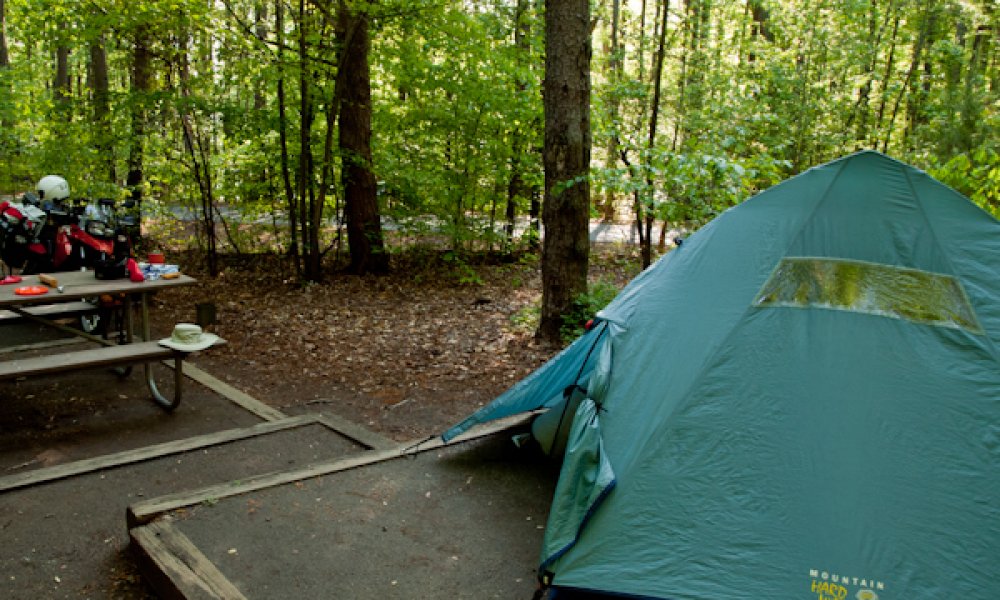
[{"xmin": 147, "ymin": 247, "xmax": 640, "ymax": 442}]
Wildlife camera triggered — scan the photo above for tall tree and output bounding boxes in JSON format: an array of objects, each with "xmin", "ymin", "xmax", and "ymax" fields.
[
  {"xmin": 253, "ymin": 1, "xmax": 268, "ymax": 111},
  {"xmin": 885, "ymin": 0, "xmax": 938, "ymax": 152},
  {"xmin": 338, "ymin": 2, "xmax": 387, "ymax": 275},
  {"xmin": 275, "ymin": 0, "xmax": 301, "ymax": 274},
  {"xmin": 506, "ymin": 0, "xmax": 534, "ymax": 246},
  {"xmin": 0, "ymin": 0, "xmax": 9, "ymax": 68},
  {"xmin": 640, "ymin": 0, "xmax": 669, "ymax": 268},
  {"xmin": 747, "ymin": 0, "xmax": 773, "ymax": 50},
  {"xmin": 54, "ymin": 23, "xmax": 72, "ymax": 112},
  {"xmin": 600, "ymin": 0, "xmax": 623, "ymax": 222},
  {"xmin": 847, "ymin": 0, "xmax": 890, "ymax": 147},
  {"xmin": 538, "ymin": 0, "xmax": 591, "ymax": 343},
  {"xmin": 0, "ymin": 0, "xmax": 9, "ymax": 160},
  {"xmin": 871, "ymin": 1, "xmax": 902, "ymax": 148},
  {"xmin": 127, "ymin": 23, "xmax": 152, "ymax": 215},
  {"xmin": 89, "ymin": 34, "xmax": 115, "ymax": 182},
  {"xmin": 0, "ymin": 0, "xmax": 996, "ymax": 263},
  {"xmin": 297, "ymin": 0, "xmax": 319, "ymax": 280},
  {"xmin": 176, "ymin": 23, "xmax": 219, "ymax": 276}
]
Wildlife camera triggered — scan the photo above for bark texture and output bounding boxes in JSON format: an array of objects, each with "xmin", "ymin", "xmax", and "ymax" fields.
[
  {"xmin": 89, "ymin": 36, "xmax": 115, "ymax": 182},
  {"xmin": 538, "ymin": 0, "xmax": 591, "ymax": 343},
  {"xmin": 127, "ymin": 27, "xmax": 152, "ymax": 213},
  {"xmin": 0, "ymin": 0, "xmax": 9, "ymax": 68},
  {"xmin": 339, "ymin": 8, "xmax": 388, "ymax": 275}
]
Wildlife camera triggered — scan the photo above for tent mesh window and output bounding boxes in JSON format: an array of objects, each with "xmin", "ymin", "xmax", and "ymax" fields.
[{"xmin": 754, "ymin": 257, "xmax": 982, "ymax": 333}]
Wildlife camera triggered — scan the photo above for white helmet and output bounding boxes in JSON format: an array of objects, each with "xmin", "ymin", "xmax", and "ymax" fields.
[{"xmin": 37, "ymin": 175, "xmax": 70, "ymax": 201}]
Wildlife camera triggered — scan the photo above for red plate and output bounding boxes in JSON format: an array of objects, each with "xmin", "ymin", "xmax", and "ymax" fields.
[
  {"xmin": 14, "ymin": 285, "xmax": 48, "ymax": 296},
  {"xmin": 0, "ymin": 275, "xmax": 22, "ymax": 285}
]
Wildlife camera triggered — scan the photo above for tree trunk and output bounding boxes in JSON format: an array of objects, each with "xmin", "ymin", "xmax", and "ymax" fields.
[
  {"xmin": 872, "ymin": 4, "xmax": 901, "ymax": 147},
  {"xmin": 956, "ymin": 15, "xmax": 991, "ymax": 153},
  {"xmin": 507, "ymin": 140, "xmax": 533, "ymax": 248},
  {"xmin": 317, "ymin": 86, "xmax": 339, "ymax": 249},
  {"xmin": 254, "ymin": 2, "xmax": 268, "ymax": 111},
  {"xmin": 89, "ymin": 36, "xmax": 115, "ymax": 182},
  {"xmin": 747, "ymin": 0, "xmax": 773, "ymax": 41},
  {"xmin": 601, "ymin": 0, "xmax": 622, "ymax": 222},
  {"xmin": 55, "ymin": 25, "xmax": 71, "ymax": 111},
  {"xmin": 338, "ymin": 5, "xmax": 387, "ymax": 275},
  {"xmin": 537, "ymin": 0, "xmax": 591, "ymax": 343},
  {"xmin": 0, "ymin": 0, "xmax": 9, "ymax": 149},
  {"xmin": 642, "ymin": 0, "xmax": 669, "ymax": 269},
  {"xmin": 883, "ymin": 1, "xmax": 937, "ymax": 153},
  {"xmin": 506, "ymin": 0, "xmax": 532, "ymax": 246},
  {"xmin": 847, "ymin": 0, "xmax": 887, "ymax": 145},
  {"xmin": 683, "ymin": 0, "xmax": 709, "ymax": 116},
  {"xmin": 638, "ymin": 0, "xmax": 649, "ymax": 80},
  {"xmin": 529, "ymin": 188, "xmax": 541, "ymax": 250},
  {"xmin": 0, "ymin": 0, "xmax": 9, "ymax": 68},
  {"xmin": 177, "ymin": 31, "xmax": 218, "ymax": 276},
  {"xmin": 987, "ymin": 1, "xmax": 999, "ymax": 94},
  {"xmin": 127, "ymin": 26, "xmax": 151, "ymax": 215},
  {"xmin": 675, "ymin": 0, "xmax": 707, "ymax": 148},
  {"xmin": 790, "ymin": 13, "xmax": 818, "ymax": 172},
  {"xmin": 903, "ymin": 6, "xmax": 941, "ymax": 149},
  {"xmin": 299, "ymin": 0, "xmax": 321, "ymax": 281},
  {"xmin": 276, "ymin": 0, "xmax": 300, "ymax": 274}
]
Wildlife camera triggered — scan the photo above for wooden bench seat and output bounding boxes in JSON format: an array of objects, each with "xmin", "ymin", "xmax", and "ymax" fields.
[
  {"xmin": 0, "ymin": 341, "xmax": 183, "ymax": 381},
  {"xmin": 0, "ymin": 301, "xmax": 98, "ymax": 324}
]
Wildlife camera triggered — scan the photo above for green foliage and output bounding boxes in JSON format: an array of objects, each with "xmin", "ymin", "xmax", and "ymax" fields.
[
  {"xmin": 510, "ymin": 303, "xmax": 539, "ymax": 334},
  {"xmin": 0, "ymin": 0, "xmax": 995, "ymax": 291},
  {"xmin": 658, "ymin": 152, "xmax": 750, "ymax": 225},
  {"xmin": 371, "ymin": 3, "xmax": 544, "ymax": 251},
  {"xmin": 932, "ymin": 146, "xmax": 1000, "ymax": 217},
  {"xmin": 442, "ymin": 250, "xmax": 485, "ymax": 286},
  {"xmin": 560, "ymin": 280, "xmax": 620, "ymax": 343}
]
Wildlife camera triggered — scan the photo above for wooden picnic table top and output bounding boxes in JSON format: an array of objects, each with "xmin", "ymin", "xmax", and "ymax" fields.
[
  {"xmin": 0, "ymin": 270, "xmax": 197, "ymax": 308},
  {"xmin": 0, "ymin": 269, "xmax": 201, "ymax": 410}
]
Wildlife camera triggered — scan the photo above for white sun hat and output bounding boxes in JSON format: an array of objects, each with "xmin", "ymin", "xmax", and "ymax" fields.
[{"xmin": 158, "ymin": 323, "xmax": 222, "ymax": 352}]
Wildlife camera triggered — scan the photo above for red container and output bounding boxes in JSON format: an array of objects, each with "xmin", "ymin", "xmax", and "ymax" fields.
[{"xmin": 147, "ymin": 252, "xmax": 165, "ymax": 264}]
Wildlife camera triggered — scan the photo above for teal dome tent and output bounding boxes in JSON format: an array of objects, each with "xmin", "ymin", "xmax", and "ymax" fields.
[{"xmin": 443, "ymin": 151, "xmax": 1000, "ymax": 599}]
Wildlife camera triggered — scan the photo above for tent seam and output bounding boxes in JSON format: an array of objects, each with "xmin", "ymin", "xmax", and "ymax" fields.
[
  {"xmin": 899, "ymin": 163, "xmax": 1000, "ymax": 365},
  {"xmin": 777, "ymin": 152, "xmax": 853, "ymax": 264},
  {"xmin": 624, "ymin": 155, "xmax": 852, "ymax": 460},
  {"xmin": 538, "ymin": 478, "xmax": 618, "ymax": 576}
]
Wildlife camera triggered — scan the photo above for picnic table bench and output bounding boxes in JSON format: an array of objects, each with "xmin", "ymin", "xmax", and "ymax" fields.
[
  {"xmin": 0, "ymin": 300, "xmax": 97, "ymax": 323},
  {"xmin": 0, "ymin": 270, "xmax": 209, "ymax": 411},
  {"xmin": 0, "ymin": 342, "xmax": 191, "ymax": 410}
]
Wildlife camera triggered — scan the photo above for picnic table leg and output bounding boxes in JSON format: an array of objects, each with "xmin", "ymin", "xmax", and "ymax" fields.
[{"xmin": 137, "ymin": 293, "xmax": 182, "ymax": 411}]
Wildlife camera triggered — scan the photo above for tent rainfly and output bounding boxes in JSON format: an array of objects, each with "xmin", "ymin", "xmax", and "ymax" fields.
[{"xmin": 443, "ymin": 150, "xmax": 1000, "ymax": 599}]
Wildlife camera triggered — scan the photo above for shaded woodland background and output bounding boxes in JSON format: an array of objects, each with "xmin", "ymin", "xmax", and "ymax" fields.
[{"xmin": 0, "ymin": 0, "xmax": 996, "ymax": 283}]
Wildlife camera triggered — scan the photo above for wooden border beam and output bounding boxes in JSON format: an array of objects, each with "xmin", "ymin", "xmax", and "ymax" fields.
[
  {"xmin": 0, "ymin": 414, "xmax": 330, "ymax": 493},
  {"xmin": 127, "ymin": 413, "xmax": 532, "ymax": 528},
  {"xmin": 175, "ymin": 363, "xmax": 287, "ymax": 422},
  {"xmin": 130, "ymin": 520, "xmax": 248, "ymax": 600}
]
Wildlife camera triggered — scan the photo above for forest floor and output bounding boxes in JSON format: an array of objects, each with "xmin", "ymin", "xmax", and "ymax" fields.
[{"xmin": 149, "ymin": 244, "xmax": 645, "ymax": 442}]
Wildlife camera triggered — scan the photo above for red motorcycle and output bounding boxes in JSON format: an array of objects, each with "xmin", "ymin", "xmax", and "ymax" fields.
[
  {"xmin": 21, "ymin": 198, "xmax": 126, "ymax": 276},
  {"xmin": 0, "ymin": 195, "xmax": 46, "ymax": 276},
  {"xmin": 1, "ymin": 176, "xmax": 139, "ymax": 340}
]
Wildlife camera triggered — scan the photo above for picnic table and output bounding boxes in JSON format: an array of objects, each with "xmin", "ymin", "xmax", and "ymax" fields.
[{"xmin": 0, "ymin": 270, "xmax": 200, "ymax": 411}]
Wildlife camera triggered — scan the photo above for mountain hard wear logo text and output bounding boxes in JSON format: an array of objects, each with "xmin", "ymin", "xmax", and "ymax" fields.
[{"xmin": 809, "ymin": 569, "xmax": 884, "ymax": 600}]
